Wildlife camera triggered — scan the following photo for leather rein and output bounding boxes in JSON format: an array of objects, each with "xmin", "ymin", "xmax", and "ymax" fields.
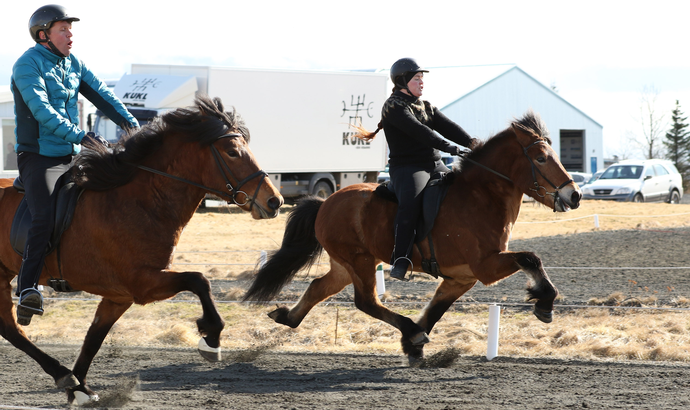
[
  {"xmin": 136, "ymin": 132, "xmax": 268, "ymax": 209},
  {"xmin": 463, "ymin": 139, "xmax": 573, "ymax": 206}
]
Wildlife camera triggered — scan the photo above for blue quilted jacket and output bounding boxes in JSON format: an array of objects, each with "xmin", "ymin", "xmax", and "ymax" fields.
[{"xmin": 11, "ymin": 44, "xmax": 138, "ymax": 157}]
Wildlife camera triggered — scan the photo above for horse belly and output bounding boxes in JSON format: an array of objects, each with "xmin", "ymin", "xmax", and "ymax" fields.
[
  {"xmin": 0, "ymin": 187, "xmax": 26, "ymax": 277},
  {"xmin": 315, "ymin": 186, "xmax": 395, "ymax": 263}
]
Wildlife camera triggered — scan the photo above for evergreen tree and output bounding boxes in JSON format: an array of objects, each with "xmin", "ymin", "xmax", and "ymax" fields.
[{"xmin": 664, "ymin": 100, "xmax": 690, "ymax": 189}]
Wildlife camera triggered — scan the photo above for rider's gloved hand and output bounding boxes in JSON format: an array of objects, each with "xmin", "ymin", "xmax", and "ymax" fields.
[
  {"xmin": 451, "ymin": 145, "xmax": 469, "ymax": 157},
  {"xmin": 82, "ymin": 132, "xmax": 109, "ymax": 148}
]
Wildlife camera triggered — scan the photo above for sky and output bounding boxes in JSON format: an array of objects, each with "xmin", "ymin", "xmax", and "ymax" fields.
[{"xmin": 2, "ymin": 0, "xmax": 690, "ymax": 159}]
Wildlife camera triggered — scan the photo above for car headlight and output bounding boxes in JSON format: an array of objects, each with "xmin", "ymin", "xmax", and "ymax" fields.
[
  {"xmin": 583, "ymin": 187, "xmax": 593, "ymax": 195},
  {"xmin": 615, "ymin": 187, "xmax": 632, "ymax": 195}
]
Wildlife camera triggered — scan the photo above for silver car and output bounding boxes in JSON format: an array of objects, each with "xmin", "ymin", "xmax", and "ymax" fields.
[{"xmin": 582, "ymin": 159, "xmax": 683, "ymax": 203}]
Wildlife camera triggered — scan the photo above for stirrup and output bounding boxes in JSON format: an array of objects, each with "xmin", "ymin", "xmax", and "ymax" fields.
[
  {"xmin": 16, "ymin": 288, "xmax": 44, "ymax": 326},
  {"xmin": 389, "ymin": 257, "xmax": 413, "ymax": 281}
]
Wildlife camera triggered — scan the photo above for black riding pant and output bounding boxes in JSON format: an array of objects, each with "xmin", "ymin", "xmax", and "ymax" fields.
[
  {"xmin": 15, "ymin": 151, "xmax": 71, "ymax": 295},
  {"xmin": 389, "ymin": 160, "xmax": 449, "ymax": 265}
]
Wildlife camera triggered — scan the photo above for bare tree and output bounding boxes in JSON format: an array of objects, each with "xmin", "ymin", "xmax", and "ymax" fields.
[{"xmin": 636, "ymin": 85, "xmax": 667, "ymax": 159}]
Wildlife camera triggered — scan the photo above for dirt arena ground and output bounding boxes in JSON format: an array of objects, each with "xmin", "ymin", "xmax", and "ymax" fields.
[
  {"xmin": 2, "ymin": 201, "xmax": 690, "ymax": 409},
  {"xmin": 1, "ymin": 344, "xmax": 689, "ymax": 410}
]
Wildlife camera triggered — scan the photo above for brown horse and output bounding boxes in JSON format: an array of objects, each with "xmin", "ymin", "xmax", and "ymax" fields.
[
  {"xmin": 0, "ymin": 96, "xmax": 282, "ymax": 404},
  {"xmin": 244, "ymin": 111, "xmax": 581, "ymax": 362}
]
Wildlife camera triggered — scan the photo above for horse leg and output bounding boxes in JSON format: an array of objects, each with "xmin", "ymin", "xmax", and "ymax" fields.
[
  {"xmin": 408, "ymin": 273, "xmax": 478, "ymax": 360},
  {"xmin": 133, "ymin": 270, "xmax": 225, "ymax": 362},
  {"xmin": 345, "ymin": 254, "xmax": 429, "ymax": 360},
  {"xmin": 0, "ymin": 278, "xmax": 78, "ymax": 389},
  {"xmin": 268, "ymin": 260, "xmax": 352, "ymax": 328},
  {"xmin": 67, "ymin": 298, "xmax": 132, "ymax": 405},
  {"xmin": 473, "ymin": 251, "xmax": 558, "ymax": 323}
]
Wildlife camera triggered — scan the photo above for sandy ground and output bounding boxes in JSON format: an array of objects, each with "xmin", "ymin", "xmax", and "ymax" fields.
[
  {"xmin": 1, "ymin": 345, "xmax": 689, "ymax": 410},
  {"xmin": 2, "ymin": 200, "xmax": 690, "ymax": 408}
]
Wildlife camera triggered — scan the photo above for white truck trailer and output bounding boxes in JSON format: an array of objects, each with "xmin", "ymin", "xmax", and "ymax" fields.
[{"xmin": 92, "ymin": 64, "xmax": 389, "ymax": 199}]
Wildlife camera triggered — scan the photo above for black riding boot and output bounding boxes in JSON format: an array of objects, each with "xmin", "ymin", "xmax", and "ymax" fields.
[
  {"xmin": 390, "ymin": 257, "xmax": 412, "ymax": 281},
  {"xmin": 389, "ymin": 225, "xmax": 415, "ymax": 281},
  {"xmin": 15, "ymin": 244, "xmax": 48, "ymax": 326}
]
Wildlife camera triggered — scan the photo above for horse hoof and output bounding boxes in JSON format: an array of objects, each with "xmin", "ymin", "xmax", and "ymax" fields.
[
  {"xmin": 268, "ymin": 306, "xmax": 298, "ymax": 328},
  {"xmin": 67, "ymin": 385, "xmax": 99, "ymax": 405},
  {"xmin": 410, "ymin": 332, "xmax": 430, "ymax": 346},
  {"xmin": 198, "ymin": 337, "xmax": 222, "ymax": 362},
  {"xmin": 407, "ymin": 352, "xmax": 424, "ymax": 366},
  {"xmin": 534, "ymin": 307, "xmax": 553, "ymax": 323},
  {"xmin": 56, "ymin": 373, "xmax": 79, "ymax": 389},
  {"xmin": 73, "ymin": 390, "xmax": 99, "ymax": 405}
]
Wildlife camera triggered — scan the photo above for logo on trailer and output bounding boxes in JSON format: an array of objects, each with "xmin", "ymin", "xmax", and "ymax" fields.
[
  {"xmin": 341, "ymin": 94, "xmax": 374, "ymax": 149},
  {"xmin": 122, "ymin": 77, "xmax": 163, "ymax": 103}
]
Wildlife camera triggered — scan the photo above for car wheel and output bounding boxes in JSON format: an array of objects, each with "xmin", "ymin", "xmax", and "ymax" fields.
[
  {"xmin": 312, "ymin": 181, "xmax": 333, "ymax": 199},
  {"xmin": 633, "ymin": 193, "xmax": 644, "ymax": 203},
  {"xmin": 669, "ymin": 190, "xmax": 681, "ymax": 204}
]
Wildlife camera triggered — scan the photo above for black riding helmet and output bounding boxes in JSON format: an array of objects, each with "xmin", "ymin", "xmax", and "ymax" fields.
[
  {"xmin": 29, "ymin": 4, "xmax": 79, "ymax": 56},
  {"xmin": 390, "ymin": 58, "xmax": 429, "ymax": 90}
]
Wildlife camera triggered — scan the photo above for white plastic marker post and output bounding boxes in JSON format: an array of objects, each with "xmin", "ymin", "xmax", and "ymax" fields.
[
  {"xmin": 594, "ymin": 214, "xmax": 600, "ymax": 228},
  {"xmin": 375, "ymin": 264, "xmax": 386, "ymax": 297},
  {"xmin": 486, "ymin": 304, "xmax": 501, "ymax": 361}
]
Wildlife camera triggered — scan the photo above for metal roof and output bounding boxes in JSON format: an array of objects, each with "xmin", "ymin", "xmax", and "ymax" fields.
[
  {"xmin": 419, "ymin": 64, "xmax": 516, "ymax": 109},
  {"xmin": 419, "ymin": 64, "xmax": 602, "ymax": 128}
]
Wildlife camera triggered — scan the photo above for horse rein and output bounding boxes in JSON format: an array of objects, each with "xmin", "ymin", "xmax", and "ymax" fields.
[
  {"xmin": 463, "ymin": 139, "xmax": 573, "ymax": 206},
  {"xmin": 136, "ymin": 132, "xmax": 268, "ymax": 209}
]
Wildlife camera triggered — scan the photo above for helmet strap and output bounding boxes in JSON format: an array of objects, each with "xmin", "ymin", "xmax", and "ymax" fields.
[
  {"xmin": 46, "ymin": 38, "xmax": 66, "ymax": 58},
  {"xmin": 36, "ymin": 29, "xmax": 67, "ymax": 58},
  {"xmin": 38, "ymin": 30, "xmax": 66, "ymax": 58}
]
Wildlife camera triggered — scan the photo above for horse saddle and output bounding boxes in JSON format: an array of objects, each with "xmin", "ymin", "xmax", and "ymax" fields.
[
  {"xmin": 375, "ymin": 172, "xmax": 454, "ymax": 278},
  {"xmin": 10, "ymin": 174, "xmax": 84, "ymax": 259}
]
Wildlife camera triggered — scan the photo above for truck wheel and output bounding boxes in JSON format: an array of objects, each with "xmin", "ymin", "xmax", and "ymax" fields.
[
  {"xmin": 633, "ymin": 193, "xmax": 643, "ymax": 203},
  {"xmin": 313, "ymin": 181, "xmax": 333, "ymax": 199},
  {"xmin": 669, "ymin": 190, "xmax": 681, "ymax": 204}
]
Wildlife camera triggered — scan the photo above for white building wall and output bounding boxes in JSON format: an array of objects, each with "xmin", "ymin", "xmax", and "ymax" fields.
[
  {"xmin": 436, "ymin": 67, "xmax": 604, "ymax": 173},
  {"xmin": 0, "ymin": 95, "xmax": 18, "ymax": 177}
]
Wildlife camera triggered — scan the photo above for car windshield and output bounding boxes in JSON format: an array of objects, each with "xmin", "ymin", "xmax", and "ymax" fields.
[
  {"xmin": 586, "ymin": 171, "xmax": 603, "ymax": 184},
  {"xmin": 600, "ymin": 165, "xmax": 643, "ymax": 180}
]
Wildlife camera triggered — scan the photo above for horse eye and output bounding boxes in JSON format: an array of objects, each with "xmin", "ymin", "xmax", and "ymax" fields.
[
  {"xmin": 227, "ymin": 149, "xmax": 240, "ymax": 158},
  {"xmin": 536, "ymin": 156, "xmax": 546, "ymax": 164}
]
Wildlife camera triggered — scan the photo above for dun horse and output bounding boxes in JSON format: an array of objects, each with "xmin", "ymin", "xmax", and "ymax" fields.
[
  {"xmin": 0, "ymin": 96, "xmax": 282, "ymax": 404},
  {"xmin": 244, "ymin": 111, "xmax": 581, "ymax": 362}
]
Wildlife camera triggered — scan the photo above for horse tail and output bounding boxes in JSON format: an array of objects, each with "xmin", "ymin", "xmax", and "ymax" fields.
[{"xmin": 243, "ymin": 196, "xmax": 325, "ymax": 302}]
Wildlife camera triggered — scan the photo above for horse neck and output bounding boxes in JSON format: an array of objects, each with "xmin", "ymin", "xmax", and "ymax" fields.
[
  {"xmin": 464, "ymin": 135, "xmax": 526, "ymax": 192},
  {"xmin": 452, "ymin": 137, "xmax": 526, "ymax": 222},
  {"xmin": 130, "ymin": 145, "xmax": 209, "ymax": 235}
]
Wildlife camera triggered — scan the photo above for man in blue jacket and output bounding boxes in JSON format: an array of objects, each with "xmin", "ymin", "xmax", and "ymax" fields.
[{"xmin": 11, "ymin": 4, "xmax": 139, "ymax": 325}]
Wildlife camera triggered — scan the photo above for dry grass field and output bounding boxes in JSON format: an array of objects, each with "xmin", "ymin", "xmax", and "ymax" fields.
[{"xmin": 15, "ymin": 200, "xmax": 690, "ymax": 362}]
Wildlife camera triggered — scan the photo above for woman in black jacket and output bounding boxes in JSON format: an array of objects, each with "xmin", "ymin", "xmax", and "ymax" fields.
[{"xmin": 358, "ymin": 58, "xmax": 478, "ymax": 280}]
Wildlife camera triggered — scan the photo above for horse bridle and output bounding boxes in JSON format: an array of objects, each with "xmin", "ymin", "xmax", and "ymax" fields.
[
  {"xmin": 521, "ymin": 140, "xmax": 573, "ymax": 199},
  {"xmin": 463, "ymin": 139, "xmax": 573, "ymax": 206},
  {"xmin": 136, "ymin": 133, "xmax": 268, "ymax": 209}
]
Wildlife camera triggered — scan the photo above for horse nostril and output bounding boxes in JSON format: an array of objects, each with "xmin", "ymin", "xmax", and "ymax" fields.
[
  {"xmin": 268, "ymin": 196, "xmax": 283, "ymax": 210},
  {"xmin": 571, "ymin": 191, "xmax": 582, "ymax": 204}
]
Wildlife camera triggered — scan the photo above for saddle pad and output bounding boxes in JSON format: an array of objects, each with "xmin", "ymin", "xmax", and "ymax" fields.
[
  {"xmin": 373, "ymin": 172, "xmax": 454, "ymax": 241},
  {"xmin": 10, "ymin": 181, "xmax": 85, "ymax": 256}
]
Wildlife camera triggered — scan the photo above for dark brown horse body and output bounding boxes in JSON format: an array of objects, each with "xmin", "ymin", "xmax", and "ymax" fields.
[
  {"xmin": 0, "ymin": 96, "xmax": 282, "ymax": 404},
  {"xmin": 245, "ymin": 112, "xmax": 581, "ymax": 361}
]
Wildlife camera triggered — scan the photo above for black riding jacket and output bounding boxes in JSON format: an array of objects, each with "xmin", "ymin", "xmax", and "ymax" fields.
[{"xmin": 381, "ymin": 90, "xmax": 473, "ymax": 167}]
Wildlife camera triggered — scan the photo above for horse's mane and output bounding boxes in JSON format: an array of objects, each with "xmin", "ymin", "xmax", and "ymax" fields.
[
  {"xmin": 72, "ymin": 95, "xmax": 249, "ymax": 191},
  {"xmin": 455, "ymin": 110, "xmax": 550, "ymax": 174}
]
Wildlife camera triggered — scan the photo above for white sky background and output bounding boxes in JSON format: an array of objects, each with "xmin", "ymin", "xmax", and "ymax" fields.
[{"xmin": 2, "ymin": 0, "xmax": 690, "ymax": 159}]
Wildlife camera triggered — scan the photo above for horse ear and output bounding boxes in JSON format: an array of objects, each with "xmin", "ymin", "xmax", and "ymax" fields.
[{"xmin": 512, "ymin": 122, "xmax": 536, "ymax": 146}]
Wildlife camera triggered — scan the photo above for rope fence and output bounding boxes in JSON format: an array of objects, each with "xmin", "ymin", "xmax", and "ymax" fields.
[{"xmin": 515, "ymin": 211, "xmax": 690, "ymax": 228}]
